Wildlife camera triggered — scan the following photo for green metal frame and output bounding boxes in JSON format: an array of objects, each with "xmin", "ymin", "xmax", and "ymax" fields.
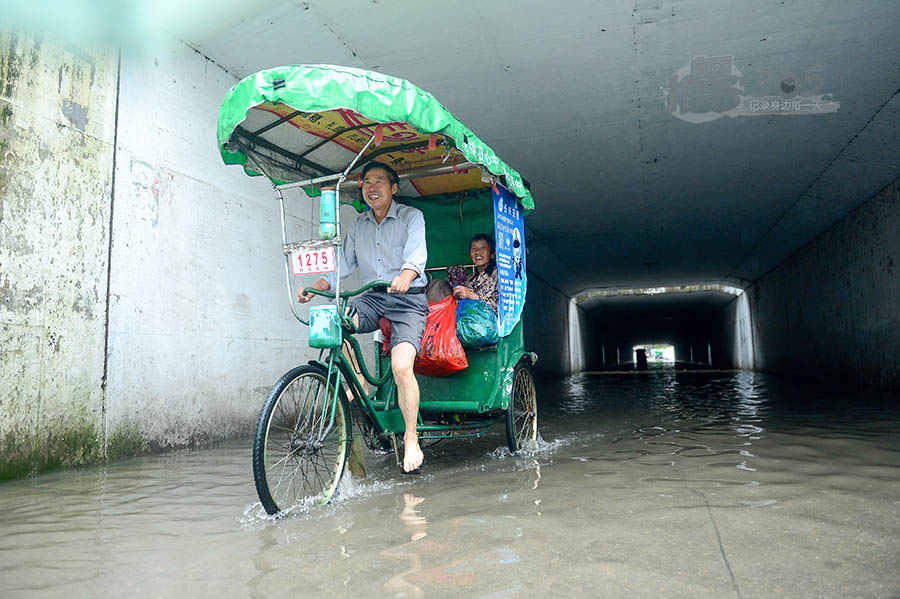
[{"xmin": 302, "ymin": 282, "xmax": 527, "ymax": 441}]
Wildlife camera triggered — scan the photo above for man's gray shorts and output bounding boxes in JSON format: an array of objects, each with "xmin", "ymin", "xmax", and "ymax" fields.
[{"xmin": 350, "ymin": 291, "xmax": 429, "ymax": 354}]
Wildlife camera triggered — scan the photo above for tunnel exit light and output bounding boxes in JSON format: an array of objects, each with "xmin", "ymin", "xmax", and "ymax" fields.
[{"xmin": 633, "ymin": 344, "xmax": 675, "ymax": 364}]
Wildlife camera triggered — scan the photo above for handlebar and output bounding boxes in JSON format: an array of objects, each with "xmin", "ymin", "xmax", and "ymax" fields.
[{"xmin": 301, "ymin": 280, "xmax": 392, "ymax": 300}]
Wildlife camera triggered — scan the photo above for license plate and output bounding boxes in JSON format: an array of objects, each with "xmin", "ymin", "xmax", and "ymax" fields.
[{"xmin": 290, "ymin": 247, "xmax": 336, "ymax": 275}]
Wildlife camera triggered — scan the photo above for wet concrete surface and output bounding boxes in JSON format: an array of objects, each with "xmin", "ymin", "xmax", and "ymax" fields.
[{"xmin": 1, "ymin": 370, "xmax": 899, "ymax": 598}]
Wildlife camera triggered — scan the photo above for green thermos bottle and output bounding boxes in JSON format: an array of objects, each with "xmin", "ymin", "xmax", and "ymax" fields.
[{"xmin": 319, "ymin": 186, "xmax": 337, "ymax": 239}]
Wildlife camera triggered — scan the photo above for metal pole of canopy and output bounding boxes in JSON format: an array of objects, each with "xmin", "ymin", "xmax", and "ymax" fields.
[
  {"xmin": 239, "ymin": 149, "xmax": 310, "ymax": 326},
  {"xmin": 330, "ymin": 134, "xmax": 377, "ymax": 303},
  {"xmin": 275, "ymin": 186, "xmax": 308, "ymax": 325},
  {"xmin": 276, "ymin": 172, "xmax": 350, "ymax": 190},
  {"xmin": 394, "ymin": 160, "xmax": 479, "ymax": 181},
  {"xmin": 275, "ymin": 160, "xmax": 479, "ymax": 191}
]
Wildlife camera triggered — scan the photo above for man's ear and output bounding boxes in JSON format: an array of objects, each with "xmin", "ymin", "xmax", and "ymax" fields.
[{"xmin": 391, "ymin": 182, "xmax": 399, "ymax": 195}]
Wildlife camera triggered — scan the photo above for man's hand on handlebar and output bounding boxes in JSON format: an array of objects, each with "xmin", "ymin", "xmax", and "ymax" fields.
[
  {"xmin": 388, "ymin": 269, "xmax": 418, "ymax": 294},
  {"xmin": 388, "ymin": 275, "xmax": 410, "ymax": 294},
  {"xmin": 297, "ymin": 278, "xmax": 330, "ymax": 303}
]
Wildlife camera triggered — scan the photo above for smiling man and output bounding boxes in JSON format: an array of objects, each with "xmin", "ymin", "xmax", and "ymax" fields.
[{"xmin": 298, "ymin": 162, "xmax": 429, "ymax": 473}]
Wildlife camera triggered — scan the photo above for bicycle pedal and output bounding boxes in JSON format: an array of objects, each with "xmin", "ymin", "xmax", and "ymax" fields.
[{"xmin": 340, "ymin": 306, "xmax": 358, "ymax": 333}]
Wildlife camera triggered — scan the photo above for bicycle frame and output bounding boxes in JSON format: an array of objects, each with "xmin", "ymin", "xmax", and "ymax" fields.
[{"xmin": 301, "ymin": 282, "xmax": 503, "ymax": 444}]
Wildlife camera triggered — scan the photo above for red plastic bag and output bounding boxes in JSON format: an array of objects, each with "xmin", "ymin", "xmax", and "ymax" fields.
[
  {"xmin": 378, "ymin": 317, "xmax": 392, "ymax": 357},
  {"xmin": 414, "ymin": 296, "xmax": 468, "ymax": 377}
]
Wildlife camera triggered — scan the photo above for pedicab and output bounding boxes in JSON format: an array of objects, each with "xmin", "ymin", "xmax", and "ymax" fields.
[{"xmin": 216, "ymin": 64, "xmax": 538, "ymax": 515}]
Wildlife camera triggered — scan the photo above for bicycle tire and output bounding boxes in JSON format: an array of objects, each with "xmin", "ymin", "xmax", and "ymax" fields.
[
  {"xmin": 505, "ymin": 362, "xmax": 538, "ymax": 453},
  {"xmin": 252, "ymin": 364, "xmax": 351, "ymax": 515}
]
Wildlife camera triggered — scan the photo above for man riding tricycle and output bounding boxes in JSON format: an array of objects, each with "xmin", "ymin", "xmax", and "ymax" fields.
[{"xmin": 216, "ymin": 64, "xmax": 539, "ymax": 515}]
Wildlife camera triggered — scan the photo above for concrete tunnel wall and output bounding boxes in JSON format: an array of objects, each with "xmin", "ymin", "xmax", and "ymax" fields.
[
  {"xmin": 0, "ymin": 31, "xmax": 348, "ymax": 477},
  {"xmin": 521, "ymin": 274, "xmax": 585, "ymax": 379},
  {"xmin": 578, "ymin": 176, "xmax": 899, "ymax": 390},
  {"xmin": 1, "ymin": 32, "xmax": 118, "ymax": 477},
  {"xmin": 718, "ymin": 176, "xmax": 900, "ymax": 389},
  {"xmin": 104, "ymin": 41, "xmax": 340, "ymax": 455}
]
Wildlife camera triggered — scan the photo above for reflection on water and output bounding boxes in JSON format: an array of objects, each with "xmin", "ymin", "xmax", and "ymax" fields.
[
  {"xmin": 1, "ymin": 371, "xmax": 899, "ymax": 598},
  {"xmin": 381, "ymin": 493, "xmax": 429, "ymax": 597}
]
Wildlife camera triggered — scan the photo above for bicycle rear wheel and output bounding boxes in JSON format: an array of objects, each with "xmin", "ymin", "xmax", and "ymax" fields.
[
  {"xmin": 253, "ymin": 364, "xmax": 351, "ymax": 515},
  {"xmin": 505, "ymin": 362, "xmax": 538, "ymax": 453}
]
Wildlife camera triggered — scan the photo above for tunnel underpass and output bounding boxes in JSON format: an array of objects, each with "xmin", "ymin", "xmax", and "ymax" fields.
[
  {"xmin": 2, "ymin": 2, "xmax": 900, "ymax": 596},
  {"xmin": 3, "ymin": 0, "xmax": 898, "ymax": 473},
  {"xmin": 524, "ymin": 165, "xmax": 899, "ymax": 391}
]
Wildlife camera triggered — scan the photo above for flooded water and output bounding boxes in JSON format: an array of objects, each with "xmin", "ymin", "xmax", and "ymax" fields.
[{"xmin": 2, "ymin": 371, "xmax": 899, "ymax": 598}]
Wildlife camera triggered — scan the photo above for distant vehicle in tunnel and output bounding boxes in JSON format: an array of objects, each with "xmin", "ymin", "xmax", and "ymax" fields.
[{"xmin": 635, "ymin": 348, "xmax": 648, "ymax": 369}]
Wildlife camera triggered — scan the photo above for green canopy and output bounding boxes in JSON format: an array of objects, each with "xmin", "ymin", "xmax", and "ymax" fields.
[{"xmin": 217, "ymin": 64, "xmax": 534, "ymax": 212}]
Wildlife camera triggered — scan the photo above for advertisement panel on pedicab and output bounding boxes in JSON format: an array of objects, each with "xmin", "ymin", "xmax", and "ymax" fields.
[{"xmin": 492, "ymin": 183, "xmax": 526, "ymax": 337}]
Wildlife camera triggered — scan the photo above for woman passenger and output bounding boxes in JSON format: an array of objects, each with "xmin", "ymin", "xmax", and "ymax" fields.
[{"xmin": 452, "ymin": 233, "xmax": 499, "ymax": 314}]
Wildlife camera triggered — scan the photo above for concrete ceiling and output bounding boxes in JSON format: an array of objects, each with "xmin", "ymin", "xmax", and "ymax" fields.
[{"xmin": 183, "ymin": 0, "xmax": 900, "ymax": 303}]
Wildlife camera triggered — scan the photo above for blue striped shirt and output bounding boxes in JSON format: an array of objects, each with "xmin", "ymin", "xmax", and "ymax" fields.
[{"xmin": 324, "ymin": 200, "xmax": 428, "ymax": 290}]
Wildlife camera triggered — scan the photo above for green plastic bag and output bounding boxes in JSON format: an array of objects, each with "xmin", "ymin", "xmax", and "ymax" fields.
[{"xmin": 455, "ymin": 299, "xmax": 499, "ymax": 347}]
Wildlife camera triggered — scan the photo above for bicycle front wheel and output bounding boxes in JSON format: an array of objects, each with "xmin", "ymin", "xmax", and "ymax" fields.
[{"xmin": 252, "ymin": 364, "xmax": 351, "ymax": 515}]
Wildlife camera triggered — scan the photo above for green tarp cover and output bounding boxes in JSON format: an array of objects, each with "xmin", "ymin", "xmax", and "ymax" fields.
[{"xmin": 217, "ymin": 64, "xmax": 533, "ymax": 212}]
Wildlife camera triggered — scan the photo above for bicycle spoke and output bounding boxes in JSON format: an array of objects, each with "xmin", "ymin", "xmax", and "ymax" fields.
[
  {"xmin": 507, "ymin": 367, "xmax": 537, "ymax": 452},
  {"xmin": 274, "ymin": 450, "xmax": 303, "ymax": 504}
]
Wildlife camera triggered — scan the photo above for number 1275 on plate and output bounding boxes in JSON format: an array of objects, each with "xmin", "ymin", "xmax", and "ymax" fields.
[{"xmin": 290, "ymin": 247, "xmax": 336, "ymax": 275}]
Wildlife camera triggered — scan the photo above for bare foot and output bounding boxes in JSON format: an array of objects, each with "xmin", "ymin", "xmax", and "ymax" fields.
[{"xmin": 403, "ymin": 435, "xmax": 424, "ymax": 472}]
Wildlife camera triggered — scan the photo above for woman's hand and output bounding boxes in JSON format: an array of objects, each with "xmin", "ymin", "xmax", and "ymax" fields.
[{"xmin": 452, "ymin": 286, "xmax": 478, "ymax": 300}]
